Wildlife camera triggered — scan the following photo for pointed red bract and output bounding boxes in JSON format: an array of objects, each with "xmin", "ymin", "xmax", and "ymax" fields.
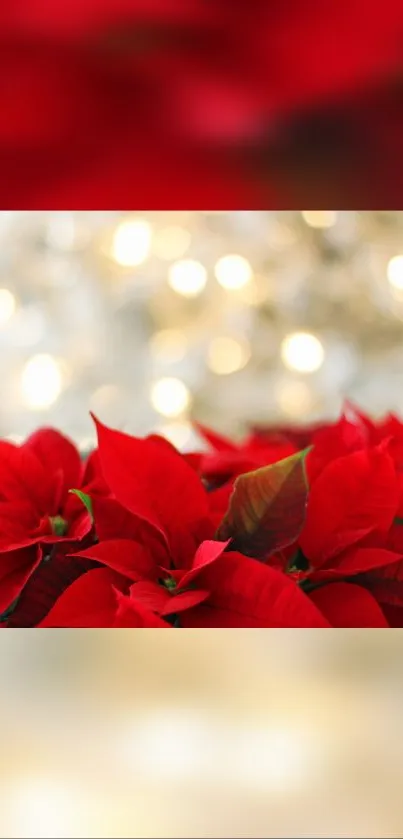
[
  {"xmin": 92, "ymin": 415, "xmax": 210, "ymax": 558},
  {"xmin": 309, "ymin": 583, "xmax": 389, "ymax": 627},
  {"xmin": 300, "ymin": 444, "xmax": 399, "ymax": 566},
  {"xmin": 181, "ymin": 552, "xmax": 329, "ymax": 627},
  {"xmin": 39, "ymin": 568, "xmax": 128, "ymax": 627}
]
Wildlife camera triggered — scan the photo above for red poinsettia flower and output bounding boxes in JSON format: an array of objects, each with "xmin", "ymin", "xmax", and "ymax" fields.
[
  {"xmin": 193, "ymin": 422, "xmax": 297, "ymax": 486},
  {"xmin": 0, "ymin": 428, "xmax": 95, "ymax": 613},
  {"xmin": 37, "ymin": 417, "xmax": 328, "ymax": 627}
]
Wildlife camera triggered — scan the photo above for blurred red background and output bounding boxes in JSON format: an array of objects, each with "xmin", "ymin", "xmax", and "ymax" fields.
[{"xmin": 1, "ymin": 0, "xmax": 403, "ymax": 208}]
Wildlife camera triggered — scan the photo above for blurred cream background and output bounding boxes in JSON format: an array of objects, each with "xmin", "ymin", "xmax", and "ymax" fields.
[
  {"xmin": 1, "ymin": 632, "xmax": 403, "ymax": 837},
  {"xmin": 1, "ymin": 211, "xmax": 403, "ymax": 445}
]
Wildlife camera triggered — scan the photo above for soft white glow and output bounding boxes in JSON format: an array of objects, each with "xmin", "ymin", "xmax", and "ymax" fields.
[
  {"xmin": 0, "ymin": 288, "xmax": 16, "ymax": 325},
  {"xmin": 208, "ymin": 336, "xmax": 251, "ymax": 375},
  {"xmin": 4, "ymin": 433, "xmax": 24, "ymax": 444},
  {"xmin": 387, "ymin": 255, "xmax": 403, "ymax": 290},
  {"xmin": 111, "ymin": 217, "xmax": 152, "ymax": 267},
  {"xmin": 214, "ymin": 254, "xmax": 252, "ymax": 289},
  {"xmin": 301, "ymin": 211, "xmax": 337, "ymax": 229},
  {"xmin": 234, "ymin": 726, "xmax": 313, "ymax": 791},
  {"xmin": 150, "ymin": 377, "xmax": 191, "ymax": 418},
  {"xmin": 150, "ymin": 329, "xmax": 187, "ymax": 363},
  {"xmin": 121, "ymin": 711, "xmax": 211, "ymax": 780},
  {"xmin": 168, "ymin": 259, "xmax": 207, "ymax": 297},
  {"xmin": 281, "ymin": 332, "xmax": 324, "ymax": 373},
  {"xmin": 7, "ymin": 778, "xmax": 81, "ymax": 838},
  {"xmin": 21, "ymin": 354, "xmax": 63, "ymax": 410},
  {"xmin": 153, "ymin": 226, "xmax": 191, "ymax": 260}
]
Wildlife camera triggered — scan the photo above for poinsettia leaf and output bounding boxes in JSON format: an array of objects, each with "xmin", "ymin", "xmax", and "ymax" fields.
[
  {"xmin": 69, "ymin": 489, "xmax": 94, "ymax": 522},
  {"xmin": 215, "ymin": 448, "xmax": 310, "ymax": 558},
  {"xmin": 193, "ymin": 422, "xmax": 238, "ymax": 452}
]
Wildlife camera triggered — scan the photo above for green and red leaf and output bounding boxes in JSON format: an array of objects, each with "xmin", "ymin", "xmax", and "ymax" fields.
[{"xmin": 215, "ymin": 449, "xmax": 310, "ymax": 558}]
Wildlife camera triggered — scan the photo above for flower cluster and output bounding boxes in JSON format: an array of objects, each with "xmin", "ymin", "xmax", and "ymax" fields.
[{"xmin": 2, "ymin": 404, "xmax": 403, "ymax": 627}]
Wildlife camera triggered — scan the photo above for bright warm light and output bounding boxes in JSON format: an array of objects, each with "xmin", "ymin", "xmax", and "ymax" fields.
[
  {"xmin": 387, "ymin": 255, "xmax": 403, "ymax": 290},
  {"xmin": 21, "ymin": 354, "xmax": 63, "ymax": 409},
  {"xmin": 150, "ymin": 329, "xmax": 187, "ymax": 363},
  {"xmin": 7, "ymin": 778, "xmax": 81, "ymax": 838},
  {"xmin": 111, "ymin": 217, "xmax": 152, "ymax": 267},
  {"xmin": 214, "ymin": 254, "xmax": 252, "ymax": 289},
  {"xmin": 150, "ymin": 377, "xmax": 191, "ymax": 418},
  {"xmin": 208, "ymin": 336, "xmax": 251, "ymax": 375},
  {"xmin": 0, "ymin": 288, "xmax": 16, "ymax": 325},
  {"xmin": 168, "ymin": 259, "xmax": 207, "ymax": 297},
  {"xmin": 301, "ymin": 211, "xmax": 337, "ymax": 229},
  {"xmin": 157, "ymin": 421, "xmax": 193, "ymax": 450},
  {"xmin": 153, "ymin": 226, "xmax": 191, "ymax": 260},
  {"xmin": 275, "ymin": 380, "xmax": 314, "ymax": 417},
  {"xmin": 281, "ymin": 332, "xmax": 324, "ymax": 373}
]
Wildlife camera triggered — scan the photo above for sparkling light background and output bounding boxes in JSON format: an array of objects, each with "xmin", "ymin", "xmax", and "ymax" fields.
[{"xmin": 1, "ymin": 211, "xmax": 403, "ymax": 447}]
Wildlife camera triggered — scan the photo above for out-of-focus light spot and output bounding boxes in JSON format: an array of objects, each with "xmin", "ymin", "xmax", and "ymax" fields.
[
  {"xmin": 168, "ymin": 259, "xmax": 207, "ymax": 297},
  {"xmin": 150, "ymin": 377, "xmax": 191, "ymax": 418},
  {"xmin": 281, "ymin": 332, "xmax": 324, "ymax": 373},
  {"xmin": 153, "ymin": 226, "xmax": 191, "ymax": 261},
  {"xmin": 0, "ymin": 288, "xmax": 16, "ymax": 325},
  {"xmin": 21, "ymin": 354, "xmax": 63, "ymax": 410},
  {"xmin": 111, "ymin": 217, "xmax": 152, "ymax": 267},
  {"xmin": 214, "ymin": 254, "xmax": 252, "ymax": 289},
  {"xmin": 275, "ymin": 380, "xmax": 315, "ymax": 417},
  {"xmin": 301, "ymin": 211, "xmax": 337, "ymax": 229},
  {"xmin": 7, "ymin": 778, "xmax": 82, "ymax": 839},
  {"xmin": 157, "ymin": 421, "xmax": 193, "ymax": 450},
  {"xmin": 150, "ymin": 329, "xmax": 187, "ymax": 363},
  {"xmin": 235, "ymin": 726, "xmax": 315, "ymax": 791},
  {"xmin": 387, "ymin": 255, "xmax": 403, "ymax": 290},
  {"xmin": 208, "ymin": 336, "xmax": 251, "ymax": 375}
]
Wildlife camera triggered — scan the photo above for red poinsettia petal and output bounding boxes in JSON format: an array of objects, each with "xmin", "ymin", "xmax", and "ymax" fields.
[
  {"xmin": 307, "ymin": 415, "xmax": 367, "ymax": 483},
  {"xmin": 92, "ymin": 495, "xmax": 167, "ymax": 569},
  {"xmin": 300, "ymin": 443, "xmax": 399, "ymax": 567},
  {"xmin": 161, "ymin": 587, "xmax": 210, "ymax": 616},
  {"xmin": 193, "ymin": 422, "xmax": 238, "ymax": 452},
  {"xmin": 178, "ymin": 539, "xmax": 230, "ymax": 590},
  {"xmin": 129, "ymin": 580, "xmax": 170, "ymax": 612},
  {"xmin": 39, "ymin": 567, "xmax": 128, "ymax": 627},
  {"xmin": 6, "ymin": 551, "xmax": 94, "ymax": 627},
  {"xmin": 182, "ymin": 551, "xmax": 329, "ymax": 627},
  {"xmin": 0, "ymin": 545, "xmax": 42, "ymax": 614},
  {"xmin": 325, "ymin": 547, "xmax": 403, "ymax": 576},
  {"xmin": 114, "ymin": 590, "xmax": 170, "ymax": 628},
  {"xmin": 92, "ymin": 415, "xmax": 209, "ymax": 553},
  {"xmin": 0, "ymin": 438, "xmax": 46, "ymax": 507},
  {"xmin": 24, "ymin": 427, "xmax": 82, "ymax": 506},
  {"xmin": 216, "ymin": 449, "xmax": 310, "ymax": 559},
  {"xmin": 74, "ymin": 538, "xmax": 158, "ymax": 582},
  {"xmin": 309, "ymin": 583, "xmax": 389, "ymax": 627}
]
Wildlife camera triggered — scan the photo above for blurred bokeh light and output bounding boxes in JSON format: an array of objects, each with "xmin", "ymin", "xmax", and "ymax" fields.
[{"xmin": 2, "ymin": 211, "xmax": 403, "ymax": 445}]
